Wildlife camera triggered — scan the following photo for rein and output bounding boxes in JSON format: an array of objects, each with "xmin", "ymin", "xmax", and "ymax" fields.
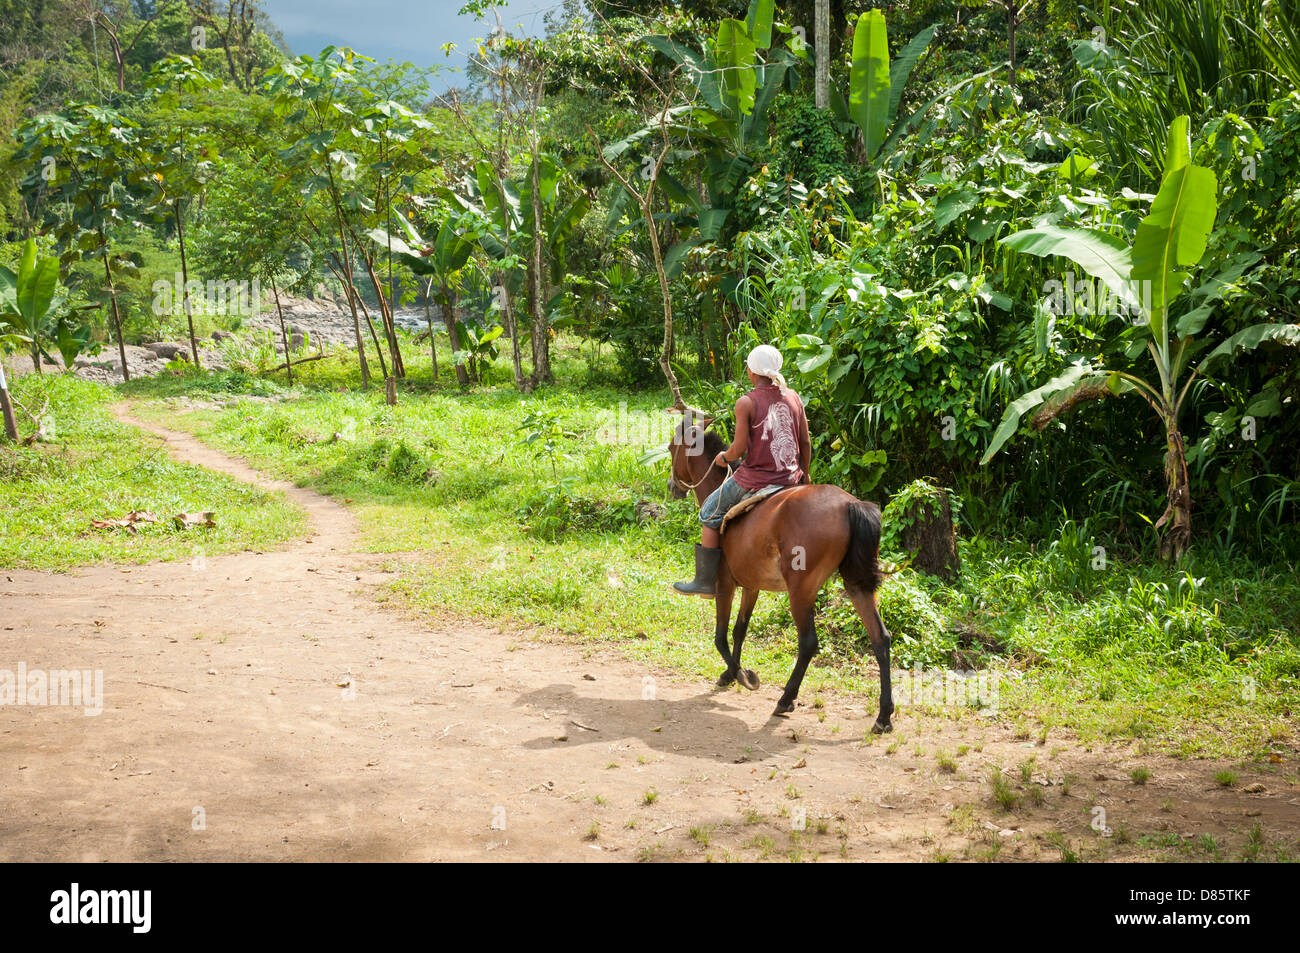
[{"xmin": 675, "ymin": 455, "xmax": 733, "ymax": 492}]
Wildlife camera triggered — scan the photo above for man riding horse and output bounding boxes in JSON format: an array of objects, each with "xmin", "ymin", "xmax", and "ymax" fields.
[{"xmin": 666, "ymin": 345, "xmax": 895, "ymax": 730}]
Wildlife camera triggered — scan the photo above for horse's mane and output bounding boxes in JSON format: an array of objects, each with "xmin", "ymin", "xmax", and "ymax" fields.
[
  {"xmin": 673, "ymin": 421, "xmax": 727, "ymax": 458},
  {"xmin": 700, "ymin": 429, "xmax": 726, "ymax": 457}
]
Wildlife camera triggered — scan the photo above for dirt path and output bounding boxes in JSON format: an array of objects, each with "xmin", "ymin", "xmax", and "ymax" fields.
[{"xmin": 1, "ymin": 407, "xmax": 1296, "ymax": 862}]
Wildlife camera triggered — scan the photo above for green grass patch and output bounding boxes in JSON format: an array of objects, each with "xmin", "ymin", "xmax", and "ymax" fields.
[{"xmin": 0, "ymin": 374, "xmax": 306, "ymax": 570}]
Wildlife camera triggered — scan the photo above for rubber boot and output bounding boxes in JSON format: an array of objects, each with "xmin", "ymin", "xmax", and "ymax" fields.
[{"xmin": 673, "ymin": 544, "xmax": 721, "ymax": 597}]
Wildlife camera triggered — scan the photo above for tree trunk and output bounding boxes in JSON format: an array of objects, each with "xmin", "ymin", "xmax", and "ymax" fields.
[
  {"xmin": 0, "ymin": 361, "xmax": 18, "ymax": 441},
  {"xmin": 498, "ymin": 278, "xmax": 527, "ymax": 391},
  {"xmin": 528, "ymin": 154, "xmax": 549, "ymax": 387},
  {"xmin": 359, "ymin": 245, "xmax": 404, "ymax": 378},
  {"xmin": 101, "ymin": 242, "xmax": 129, "ymax": 382},
  {"xmin": 441, "ymin": 293, "xmax": 470, "ymax": 386},
  {"xmin": 436, "ymin": 280, "xmax": 470, "ymax": 385},
  {"xmin": 815, "ymin": 0, "xmax": 830, "ymax": 109},
  {"xmin": 325, "ymin": 175, "xmax": 370, "ymax": 388},
  {"xmin": 272, "ymin": 277, "xmax": 292, "ymax": 385},
  {"xmin": 1007, "ymin": 1, "xmax": 1019, "ymax": 86},
  {"xmin": 352, "ymin": 285, "xmax": 389, "ymax": 380},
  {"xmin": 424, "ymin": 288, "xmax": 438, "ymax": 382},
  {"xmin": 1157, "ymin": 414, "xmax": 1192, "ymax": 560},
  {"xmin": 30, "ymin": 341, "xmax": 43, "ymax": 375},
  {"xmin": 175, "ymin": 201, "xmax": 200, "ymax": 367}
]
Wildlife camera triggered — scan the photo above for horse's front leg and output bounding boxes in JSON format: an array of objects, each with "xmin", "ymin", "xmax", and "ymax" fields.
[
  {"xmin": 774, "ymin": 593, "xmax": 818, "ymax": 716},
  {"xmin": 729, "ymin": 587, "xmax": 761, "ymax": 691},
  {"xmin": 713, "ymin": 569, "xmax": 737, "ymax": 687}
]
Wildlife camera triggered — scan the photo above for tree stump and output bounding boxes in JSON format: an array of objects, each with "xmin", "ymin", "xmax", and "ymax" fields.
[{"xmin": 897, "ymin": 484, "xmax": 961, "ymax": 583}]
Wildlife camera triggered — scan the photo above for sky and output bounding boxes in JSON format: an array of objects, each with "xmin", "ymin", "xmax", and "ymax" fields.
[{"xmin": 260, "ymin": 0, "xmax": 563, "ymax": 90}]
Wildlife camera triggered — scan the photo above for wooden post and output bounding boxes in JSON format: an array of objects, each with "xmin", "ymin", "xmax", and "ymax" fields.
[
  {"xmin": 385, "ymin": 375, "xmax": 397, "ymax": 406},
  {"xmin": 0, "ymin": 359, "xmax": 18, "ymax": 441}
]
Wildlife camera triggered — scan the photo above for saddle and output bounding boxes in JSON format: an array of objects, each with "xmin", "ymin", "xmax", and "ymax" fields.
[{"xmin": 719, "ymin": 484, "xmax": 795, "ymax": 537}]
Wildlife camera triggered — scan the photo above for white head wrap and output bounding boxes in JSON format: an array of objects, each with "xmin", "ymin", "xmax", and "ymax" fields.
[{"xmin": 747, "ymin": 344, "xmax": 786, "ymax": 391}]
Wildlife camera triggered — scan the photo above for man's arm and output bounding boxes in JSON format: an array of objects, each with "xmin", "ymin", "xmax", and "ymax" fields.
[{"xmin": 716, "ymin": 396, "xmax": 751, "ymax": 467}]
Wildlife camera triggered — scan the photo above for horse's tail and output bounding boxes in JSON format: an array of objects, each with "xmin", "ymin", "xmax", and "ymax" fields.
[{"xmin": 840, "ymin": 500, "xmax": 882, "ymax": 594}]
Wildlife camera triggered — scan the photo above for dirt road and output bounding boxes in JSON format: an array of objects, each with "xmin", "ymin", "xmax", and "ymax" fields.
[{"xmin": 1, "ymin": 408, "xmax": 1295, "ymax": 861}]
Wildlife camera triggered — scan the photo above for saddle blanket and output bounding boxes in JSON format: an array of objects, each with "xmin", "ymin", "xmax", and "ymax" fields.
[{"xmin": 719, "ymin": 484, "xmax": 794, "ymax": 536}]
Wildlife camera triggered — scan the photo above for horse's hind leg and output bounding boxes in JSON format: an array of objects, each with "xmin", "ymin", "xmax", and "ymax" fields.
[
  {"xmin": 774, "ymin": 592, "xmax": 818, "ymax": 716},
  {"xmin": 713, "ymin": 570, "xmax": 737, "ymax": 687},
  {"xmin": 729, "ymin": 588, "xmax": 760, "ymax": 691},
  {"xmin": 847, "ymin": 585, "xmax": 894, "ymax": 732}
]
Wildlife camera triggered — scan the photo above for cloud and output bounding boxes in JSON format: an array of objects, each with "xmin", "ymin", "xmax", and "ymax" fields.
[{"xmin": 262, "ymin": 0, "xmax": 554, "ymax": 87}]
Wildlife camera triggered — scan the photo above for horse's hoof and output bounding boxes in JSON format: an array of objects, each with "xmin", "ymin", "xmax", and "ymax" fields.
[
  {"xmin": 716, "ymin": 670, "xmax": 736, "ymax": 688},
  {"xmin": 773, "ymin": 699, "xmax": 795, "ymax": 716},
  {"xmin": 870, "ymin": 719, "xmax": 893, "ymax": 735},
  {"xmin": 736, "ymin": 669, "xmax": 760, "ymax": 691}
]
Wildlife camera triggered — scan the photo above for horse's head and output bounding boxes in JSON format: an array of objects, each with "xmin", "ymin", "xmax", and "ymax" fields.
[{"xmin": 666, "ymin": 411, "xmax": 715, "ymax": 500}]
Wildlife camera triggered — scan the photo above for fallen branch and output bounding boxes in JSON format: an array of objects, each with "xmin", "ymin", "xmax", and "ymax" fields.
[
  {"xmin": 268, "ymin": 353, "xmax": 327, "ymax": 374},
  {"xmin": 137, "ymin": 680, "xmax": 190, "ymax": 694}
]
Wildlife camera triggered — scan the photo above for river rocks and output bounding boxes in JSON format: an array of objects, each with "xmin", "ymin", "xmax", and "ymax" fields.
[
  {"xmin": 242, "ymin": 293, "xmax": 450, "ymax": 349},
  {"xmin": 66, "ymin": 343, "xmax": 230, "ymax": 383}
]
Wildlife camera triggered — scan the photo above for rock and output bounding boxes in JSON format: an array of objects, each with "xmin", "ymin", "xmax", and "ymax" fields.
[
  {"xmin": 634, "ymin": 499, "xmax": 665, "ymax": 523},
  {"xmin": 68, "ymin": 342, "xmax": 231, "ymax": 383},
  {"xmin": 290, "ymin": 332, "xmax": 305, "ymax": 351},
  {"xmin": 145, "ymin": 342, "xmax": 189, "ymax": 361},
  {"xmin": 212, "ymin": 330, "xmax": 234, "ymax": 342}
]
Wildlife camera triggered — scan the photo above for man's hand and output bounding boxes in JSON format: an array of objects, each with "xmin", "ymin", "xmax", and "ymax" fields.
[{"xmin": 714, "ymin": 451, "xmax": 731, "ymax": 469}]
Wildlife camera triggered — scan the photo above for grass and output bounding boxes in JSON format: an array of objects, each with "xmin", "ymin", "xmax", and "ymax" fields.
[
  {"xmin": 990, "ymin": 767, "xmax": 1019, "ymax": 811},
  {"xmin": 101, "ymin": 339, "xmax": 1300, "ymax": 760},
  {"xmin": 0, "ymin": 374, "xmax": 305, "ymax": 570}
]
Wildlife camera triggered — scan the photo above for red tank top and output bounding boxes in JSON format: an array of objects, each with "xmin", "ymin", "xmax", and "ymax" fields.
[{"xmin": 734, "ymin": 383, "xmax": 807, "ymax": 491}]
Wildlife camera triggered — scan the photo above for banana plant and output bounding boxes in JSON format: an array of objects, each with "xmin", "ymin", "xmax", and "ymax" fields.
[
  {"xmin": 619, "ymin": 0, "xmax": 798, "ymax": 262},
  {"xmin": 848, "ymin": 9, "xmax": 939, "ymax": 162},
  {"xmin": 0, "ymin": 239, "xmax": 94, "ymax": 373},
  {"xmin": 982, "ymin": 116, "xmax": 1300, "ymax": 559},
  {"xmin": 841, "ymin": 10, "xmax": 1002, "ymax": 186},
  {"xmin": 368, "ymin": 209, "xmax": 476, "ymax": 384},
  {"xmin": 519, "ymin": 153, "xmax": 591, "ymax": 288},
  {"xmin": 438, "ymin": 155, "xmax": 588, "ymax": 368}
]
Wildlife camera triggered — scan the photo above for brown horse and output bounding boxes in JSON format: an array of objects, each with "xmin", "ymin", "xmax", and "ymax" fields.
[{"xmin": 667, "ymin": 419, "xmax": 895, "ymax": 732}]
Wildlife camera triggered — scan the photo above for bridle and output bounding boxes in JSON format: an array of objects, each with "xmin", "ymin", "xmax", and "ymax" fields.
[{"xmin": 670, "ymin": 437, "xmax": 733, "ymax": 492}]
